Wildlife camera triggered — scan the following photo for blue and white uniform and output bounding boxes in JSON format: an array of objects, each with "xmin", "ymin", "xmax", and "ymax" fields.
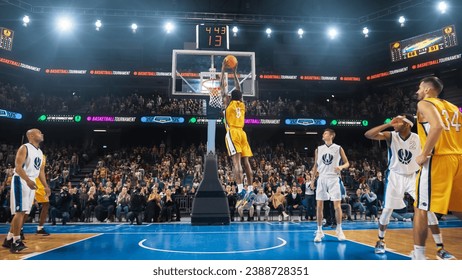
[
  {"xmin": 384, "ymin": 131, "xmax": 420, "ymax": 209},
  {"xmin": 10, "ymin": 143, "xmax": 44, "ymax": 214},
  {"xmin": 315, "ymin": 143, "xmax": 344, "ymax": 201}
]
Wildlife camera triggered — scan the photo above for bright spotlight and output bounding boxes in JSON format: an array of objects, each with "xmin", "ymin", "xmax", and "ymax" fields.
[
  {"xmin": 57, "ymin": 16, "xmax": 73, "ymax": 32},
  {"xmin": 164, "ymin": 22, "xmax": 174, "ymax": 33},
  {"xmin": 266, "ymin": 28, "xmax": 272, "ymax": 38},
  {"xmin": 362, "ymin": 27, "xmax": 369, "ymax": 38},
  {"xmin": 297, "ymin": 28, "xmax": 304, "ymax": 38},
  {"xmin": 95, "ymin": 20, "xmax": 102, "ymax": 31},
  {"xmin": 438, "ymin": 1, "xmax": 448, "ymax": 13},
  {"xmin": 328, "ymin": 28, "xmax": 338, "ymax": 39},
  {"xmin": 22, "ymin": 15, "xmax": 30, "ymax": 27},
  {"xmin": 131, "ymin": 23, "xmax": 138, "ymax": 33},
  {"xmin": 398, "ymin": 16, "xmax": 406, "ymax": 27},
  {"xmin": 232, "ymin": 26, "xmax": 238, "ymax": 37}
]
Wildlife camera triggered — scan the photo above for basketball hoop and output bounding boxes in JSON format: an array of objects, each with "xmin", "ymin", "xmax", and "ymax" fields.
[{"xmin": 202, "ymin": 79, "xmax": 222, "ymax": 109}]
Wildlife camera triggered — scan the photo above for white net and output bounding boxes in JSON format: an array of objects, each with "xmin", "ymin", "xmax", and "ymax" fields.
[
  {"xmin": 206, "ymin": 85, "xmax": 223, "ymax": 109},
  {"xmin": 202, "ymin": 78, "xmax": 223, "ymax": 109}
]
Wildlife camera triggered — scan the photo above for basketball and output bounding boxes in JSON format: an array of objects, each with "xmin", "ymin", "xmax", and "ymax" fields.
[{"xmin": 224, "ymin": 55, "xmax": 238, "ymax": 69}]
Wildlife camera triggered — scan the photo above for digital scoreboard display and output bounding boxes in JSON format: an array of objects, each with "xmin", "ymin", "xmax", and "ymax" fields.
[
  {"xmin": 196, "ymin": 24, "xmax": 229, "ymax": 50},
  {"xmin": 390, "ymin": 25, "xmax": 457, "ymax": 62},
  {"xmin": 0, "ymin": 27, "xmax": 14, "ymax": 51}
]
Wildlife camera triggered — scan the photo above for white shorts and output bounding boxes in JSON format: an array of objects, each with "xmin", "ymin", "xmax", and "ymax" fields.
[
  {"xmin": 316, "ymin": 176, "xmax": 342, "ymax": 201},
  {"xmin": 10, "ymin": 175, "xmax": 36, "ymax": 215},
  {"xmin": 384, "ymin": 170, "xmax": 416, "ymax": 209}
]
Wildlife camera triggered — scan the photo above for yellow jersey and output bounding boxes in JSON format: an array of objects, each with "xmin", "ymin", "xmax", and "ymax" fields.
[
  {"xmin": 224, "ymin": 100, "xmax": 245, "ymax": 130},
  {"xmin": 417, "ymin": 97, "xmax": 462, "ymax": 155}
]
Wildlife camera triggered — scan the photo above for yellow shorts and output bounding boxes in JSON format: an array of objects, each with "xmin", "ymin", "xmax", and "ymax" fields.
[
  {"xmin": 35, "ymin": 178, "xmax": 49, "ymax": 203},
  {"xmin": 415, "ymin": 154, "xmax": 462, "ymax": 214},
  {"xmin": 225, "ymin": 128, "xmax": 253, "ymax": 157}
]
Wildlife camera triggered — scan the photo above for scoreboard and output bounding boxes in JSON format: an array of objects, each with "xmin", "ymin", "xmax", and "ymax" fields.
[
  {"xmin": 196, "ymin": 24, "xmax": 229, "ymax": 50},
  {"xmin": 390, "ymin": 25, "xmax": 457, "ymax": 62},
  {"xmin": 0, "ymin": 27, "xmax": 14, "ymax": 51}
]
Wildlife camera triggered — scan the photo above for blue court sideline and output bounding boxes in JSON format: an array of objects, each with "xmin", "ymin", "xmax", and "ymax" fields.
[{"xmin": 6, "ymin": 220, "xmax": 457, "ymax": 260}]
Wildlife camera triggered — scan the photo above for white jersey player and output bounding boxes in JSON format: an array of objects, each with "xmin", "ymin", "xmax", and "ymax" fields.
[
  {"xmin": 365, "ymin": 114, "xmax": 455, "ymax": 260},
  {"xmin": 3, "ymin": 129, "xmax": 47, "ymax": 254},
  {"xmin": 311, "ymin": 128, "xmax": 349, "ymax": 243}
]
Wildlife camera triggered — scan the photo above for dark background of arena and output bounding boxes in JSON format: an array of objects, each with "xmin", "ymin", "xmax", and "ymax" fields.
[{"xmin": 1, "ymin": 0, "xmax": 461, "ymax": 153}]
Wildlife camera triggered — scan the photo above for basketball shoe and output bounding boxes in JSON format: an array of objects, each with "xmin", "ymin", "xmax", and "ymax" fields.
[
  {"xmin": 314, "ymin": 231, "xmax": 324, "ymax": 242},
  {"xmin": 2, "ymin": 237, "xmax": 12, "ymax": 249},
  {"xmin": 436, "ymin": 248, "xmax": 456, "ymax": 260},
  {"xmin": 10, "ymin": 239, "xmax": 27, "ymax": 254},
  {"xmin": 36, "ymin": 228, "xmax": 50, "ymax": 236},
  {"xmin": 335, "ymin": 228, "xmax": 346, "ymax": 241},
  {"xmin": 374, "ymin": 240, "xmax": 386, "ymax": 254}
]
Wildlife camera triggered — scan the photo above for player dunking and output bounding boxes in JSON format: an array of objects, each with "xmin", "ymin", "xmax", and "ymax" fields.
[
  {"xmin": 220, "ymin": 57, "xmax": 253, "ymax": 198},
  {"xmin": 311, "ymin": 128, "xmax": 349, "ymax": 242},
  {"xmin": 2, "ymin": 129, "xmax": 47, "ymax": 253},
  {"xmin": 413, "ymin": 76, "xmax": 462, "ymax": 260},
  {"xmin": 365, "ymin": 114, "xmax": 455, "ymax": 259}
]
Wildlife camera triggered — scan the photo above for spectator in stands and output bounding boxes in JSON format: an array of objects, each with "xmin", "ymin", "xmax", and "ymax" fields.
[
  {"xmin": 50, "ymin": 186, "xmax": 72, "ymax": 225},
  {"xmin": 69, "ymin": 185, "xmax": 82, "ymax": 222},
  {"xmin": 360, "ymin": 186, "xmax": 378, "ymax": 221},
  {"xmin": 254, "ymin": 187, "xmax": 270, "ymax": 221},
  {"xmin": 349, "ymin": 188, "xmax": 366, "ymax": 220},
  {"xmin": 116, "ymin": 187, "xmax": 130, "ymax": 222},
  {"xmin": 95, "ymin": 186, "xmax": 116, "ymax": 222},
  {"xmin": 370, "ymin": 171, "xmax": 384, "ymax": 209},
  {"xmin": 303, "ymin": 173, "xmax": 316, "ymax": 221},
  {"xmin": 226, "ymin": 185, "xmax": 237, "ymax": 222},
  {"xmin": 160, "ymin": 189, "xmax": 176, "ymax": 222},
  {"xmin": 286, "ymin": 185, "xmax": 304, "ymax": 221},
  {"xmin": 271, "ymin": 187, "xmax": 289, "ymax": 222},
  {"xmin": 128, "ymin": 186, "xmax": 146, "ymax": 225},
  {"xmin": 145, "ymin": 188, "xmax": 161, "ymax": 223},
  {"xmin": 237, "ymin": 185, "xmax": 256, "ymax": 221}
]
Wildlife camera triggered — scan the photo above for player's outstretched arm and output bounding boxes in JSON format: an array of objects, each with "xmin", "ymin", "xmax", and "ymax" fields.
[
  {"xmin": 220, "ymin": 62, "xmax": 229, "ymax": 107},
  {"xmin": 233, "ymin": 65, "xmax": 241, "ymax": 92}
]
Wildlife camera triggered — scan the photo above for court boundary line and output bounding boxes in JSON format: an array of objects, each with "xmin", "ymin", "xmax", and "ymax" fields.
[{"xmin": 22, "ymin": 233, "xmax": 103, "ymax": 260}]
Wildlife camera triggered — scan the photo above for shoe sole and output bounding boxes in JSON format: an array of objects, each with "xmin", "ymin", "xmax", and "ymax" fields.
[
  {"xmin": 375, "ymin": 249, "xmax": 386, "ymax": 254},
  {"xmin": 314, "ymin": 235, "xmax": 325, "ymax": 242},
  {"xmin": 436, "ymin": 256, "xmax": 456, "ymax": 260},
  {"xmin": 10, "ymin": 247, "xmax": 28, "ymax": 254}
]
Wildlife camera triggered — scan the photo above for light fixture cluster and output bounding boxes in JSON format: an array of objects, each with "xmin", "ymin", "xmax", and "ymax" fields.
[{"xmin": 19, "ymin": 2, "xmax": 450, "ymax": 39}]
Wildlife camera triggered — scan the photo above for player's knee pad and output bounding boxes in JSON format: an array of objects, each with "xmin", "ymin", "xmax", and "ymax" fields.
[
  {"xmin": 427, "ymin": 211, "xmax": 439, "ymax": 226},
  {"xmin": 379, "ymin": 208, "xmax": 393, "ymax": 225}
]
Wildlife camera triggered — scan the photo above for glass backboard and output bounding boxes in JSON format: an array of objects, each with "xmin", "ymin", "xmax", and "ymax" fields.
[{"xmin": 171, "ymin": 50, "xmax": 256, "ymax": 97}]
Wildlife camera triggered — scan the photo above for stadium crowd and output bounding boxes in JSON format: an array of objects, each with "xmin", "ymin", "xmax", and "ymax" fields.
[
  {"xmin": 1, "ymin": 81, "xmax": 417, "ymax": 118},
  {"xmin": 1, "ymin": 139, "xmax": 398, "ymax": 225}
]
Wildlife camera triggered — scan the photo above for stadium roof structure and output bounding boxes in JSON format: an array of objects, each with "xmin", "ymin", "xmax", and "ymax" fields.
[{"xmin": 0, "ymin": 0, "xmax": 461, "ymax": 91}]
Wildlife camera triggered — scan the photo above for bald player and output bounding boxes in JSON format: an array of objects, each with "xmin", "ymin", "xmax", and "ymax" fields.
[{"xmin": 2, "ymin": 129, "xmax": 47, "ymax": 253}]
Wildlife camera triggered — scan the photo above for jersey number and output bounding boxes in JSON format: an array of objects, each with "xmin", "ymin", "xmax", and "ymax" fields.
[
  {"xmin": 235, "ymin": 107, "xmax": 242, "ymax": 119},
  {"xmin": 441, "ymin": 110, "xmax": 461, "ymax": 132}
]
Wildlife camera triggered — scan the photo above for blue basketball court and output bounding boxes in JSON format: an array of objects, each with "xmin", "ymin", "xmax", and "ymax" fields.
[{"xmin": 6, "ymin": 219, "xmax": 460, "ymax": 260}]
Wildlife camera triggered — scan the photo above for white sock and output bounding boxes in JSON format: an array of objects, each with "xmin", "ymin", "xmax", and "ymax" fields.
[
  {"xmin": 317, "ymin": 226, "xmax": 323, "ymax": 233},
  {"xmin": 7, "ymin": 232, "xmax": 14, "ymax": 240},
  {"xmin": 432, "ymin": 233, "xmax": 443, "ymax": 245},
  {"xmin": 413, "ymin": 245, "xmax": 426, "ymax": 259},
  {"xmin": 337, "ymin": 224, "xmax": 342, "ymax": 231},
  {"xmin": 38, "ymin": 226, "xmax": 44, "ymax": 231},
  {"xmin": 378, "ymin": 229, "xmax": 386, "ymax": 239},
  {"xmin": 13, "ymin": 235, "xmax": 20, "ymax": 242}
]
